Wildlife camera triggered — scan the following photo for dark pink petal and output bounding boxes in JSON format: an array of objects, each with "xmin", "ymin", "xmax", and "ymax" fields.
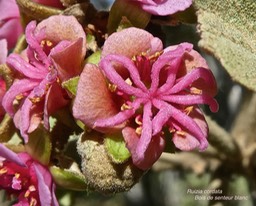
[
  {"xmin": 135, "ymin": 102, "xmax": 153, "ymax": 159},
  {"xmin": 0, "ymin": 39, "xmax": 7, "ymax": 64},
  {"xmin": 0, "ymin": 144, "xmax": 25, "ymax": 166},
  {"xmin": 7, "ymin": 54, "xmax": 48, "ymax": 79},
  {"xmin": 150, "ymin": 43, "xmax": 192, "ymax": 93},
  {"xmin": 172, "ymin": 108, "xmax": 208, "ymax": 151},
  {"xmin": 169, "ymin": 67, "xmax": 218, "ymax": 97},
  {"xmin": 162, "ymin": 94, "xmax": 219, "ymax": 113},
  {"xmin": 153, "ymin": 99, "xmax": 207, "ymax": 150},
  {"xmin": 2, "ymin": 79, "xmax": 39, "ymax": 116},
  {"xmin": 134, "ymin": 0, "xmax": 192, "ymax": 16},
  {"xmin": 0, "ymin": 0, "xmax": 20, "ymax": 20},
  {"xmin": 123, "ymin": 127, "xmax": 165, "ymax": 170},
  {"xmin": 25, "ymin": 21, "xmax": 51, "ymax": 67},
  {"xmin": 102, "ymin": 27, "xmax": 163, "ymax": 59},
  {"xmin": 51, "ymin": 38, "xmax": 84, "ymax": 81},
  {"xmin": 94, "ymin": 97, "xmax": 144, "ymax": 128},
  {"xmin": 73, "ymin": 64, "xmax": 120, "ymax": 132},
  {"xmin": 33, "ymin": 164, "xmax": 56, "ymax": 206},
  {"xmin": 100, "ymin": 54, "xmax": 147, "ymax": 94}
]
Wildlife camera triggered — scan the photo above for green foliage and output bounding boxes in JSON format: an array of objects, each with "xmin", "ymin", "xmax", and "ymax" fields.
[
  {"xmin": 194, "ymin": 0, "xmax": 256, "ymax": 90},
  {"xmin": 50, "ymin": 165, "xmax": 87, "ymax": 191},
  {"xmin": 25, "ymin": 125, "xmax": 52, "ymax": 165},
  {"xmin": 104, "ymin": 133, "xmax": 131, "ymax": 164},
  {"xmin": 62, "ymin": 76, "xmax": 80, "ymax": 97}
]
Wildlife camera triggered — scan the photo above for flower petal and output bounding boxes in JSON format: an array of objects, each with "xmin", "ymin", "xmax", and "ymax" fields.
[
  {"xmin": 162, "ymin": 94, "xmax": 219, "ymax": 113},
  {"xmin": 102, "ymin": 27, "xmax": 163, "ymax": 59},
  {"xmin": 7, "ymin": 54, "xmax": 47, "ymax": 79},
  {"xmin": 73, "ymin": 64, "xmax": 120, "ymax": 132},
  {"xmin": 35, "ymin": 15, "xmax": 86, "ymax": 55},
  {"xmin": 0, "ymin": 39, "xmax": 7, "ymax": 64},
  {"xmin": 51, "ymin": 38, "xmax": 85, "ymax": 81},
  {"xmin": 122, "ymin": 127, "xmax": 165, "ymax": 170},
  {"xmin": 100, "ymin": 54, "xmax": 147, "ymax": 94},
  {"xmin": 169, "ymin": 67, "xmax": 218, "ymax": 97},
  {"xmin": 33, "ymin": 163, "xmax": 53, "ymax": 206},
  {"xmin": 136, "ymin": 0, "xmax": 192, "ymax": 16},
  {"xmin": 172, "ymin": 108, "xmax": 208, "ymax": 151},
  {"xmin": 2, "ymin": 79, "xmax": 39, "ymax": 116},
  {"xmin": 0, "ymin": 144, "xmax": 25, "ymax": 166}
]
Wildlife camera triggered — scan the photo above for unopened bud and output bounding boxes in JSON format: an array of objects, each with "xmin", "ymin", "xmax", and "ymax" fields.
[{"xmin": 77, "ymin": 132, "xmax": 144, "ymax": 194}]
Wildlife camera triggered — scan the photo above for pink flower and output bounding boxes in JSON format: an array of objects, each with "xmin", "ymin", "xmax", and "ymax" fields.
[
  {"xmin": 2, "ymin": 15, "xmax": 86, "ymax": 142},
  {"xmin": 130, "ymin": 0, "xmax": 193, "ymax": 16},
  {"xmin": 0, "ymin": 0, "xmax": 23, "ymax": 49},
  {"xmin": 73, "ymin": 27, "xmax": 218, "ymax": 170},
  {"xmin": 0, "ymin": 39, "xmax": 7, "ymax": 121},
  {"xmin": 0, "ymin": 144, "xmax": 58, "ymax": 206}
]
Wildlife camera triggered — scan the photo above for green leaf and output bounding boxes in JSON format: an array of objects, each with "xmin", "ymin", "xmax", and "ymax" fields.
[
  {"xmin": 62, "ymin": 76, "xmax": 79, "ymax": 96},
  {"xmin": 107, "ymin": 0, "xmax": 151, "ymax": 34},
  {"xmin": 25, "ymin": 125, "xmax": 52, "ymax": 165},
  {"xmin": 50, "ymin": 165, "xmax": 87, "ymax": 191},
  {"xmin": 0, "ymin": 114, "xmax": 16, "ymax": 142},
  {"xmin": 104, "ymin": 133, "xmax": 131, "ymax": 164},
  {"xmin": 194, "ymin": 0, "xmax": 256, "ymax": 91},
  {"xmin": 85, "ymin": 50, "xmax": 101, "ymax": 65}
]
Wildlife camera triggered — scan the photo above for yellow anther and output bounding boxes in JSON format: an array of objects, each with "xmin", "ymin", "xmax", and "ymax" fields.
[
  {"xmin": 41, "ymin": 40, "xmax": 53, "ymax": 47},
  {"xmin": 46, "ymin": 40, "xmax": 53, "ymax": 47},
  {"xmin": 40, "ymin": 40, "xmax": 46, "ymax": 47},
  {"xmin": 16, "ymin": 94, "xmax": 24, "ymax": 100},
  {"xmin": 29, "ymin": 185, "xmax": 36, "ymax": 192},
  {"xmin": 136, "ymin": 126, "xmax": 142, "ymax": 135},
  {"xmin": 176, "ymin": 131, "xmax": 186, "ymax": 137},
  {"xmin": 0, "ymin": 168, "xmax": 7, "ymax": 174},
  {"xmin": 184, "ymin": 106, "xmax": 194, "ymax": 115},
  {"xmin": 121, "ymin": 103, "xmax": 132, "ymax": 111},
  {"xmin": 15, "ymin": 173, "xmax": 20, "ymax": 179},
  {"xmin": 108, "ymin": 84, "xmax": 117, "ymax": 92},
  {"xmin": 135, "ymin": 116, "xmax": 142, "ymax": 125},
  {"xmin": 149, "ymin": 51, "xmax": 163, "ymax": 60},
  {"xmin": 24, "ymin": 190, "xmax": 30, "ymax": 198},
  {"xmin": 125, "ymin": 78, "xmax": 132, "ymax": 86},
  {"xmin": 29, "ymin": 97, "xmax": 41, "ymax": 104},
  {"xmin": 30, "ymin": 198, "xmax": 37, "ymax": 206},
  {"xmin": 24, "ymin": 185, "xmax": 36, "ymax": 198},
  {"xmin": 190, "ymin": 87, "xmax": 202, "ymax": 95}
]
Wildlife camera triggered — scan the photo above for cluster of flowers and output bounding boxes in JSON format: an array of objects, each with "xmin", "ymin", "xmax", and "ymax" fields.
[{"xmin": 0, "ymin": 0, "xmax": 218, "ymax": 205}]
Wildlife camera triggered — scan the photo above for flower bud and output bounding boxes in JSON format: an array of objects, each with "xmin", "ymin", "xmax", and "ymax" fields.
[{"xmin": 77, "ymin": 132, "xmax": 145, "ymax": 194}]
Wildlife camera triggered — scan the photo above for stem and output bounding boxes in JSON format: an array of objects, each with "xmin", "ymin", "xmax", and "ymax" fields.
[{"xmin": 206, "ymin": 115, "xmax": 241, "ymax": 161}]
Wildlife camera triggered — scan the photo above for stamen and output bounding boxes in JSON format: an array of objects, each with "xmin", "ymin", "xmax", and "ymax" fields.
[
  {"xmin": 108, "ymin": 83, "xmax": 117, "ymax": 92},
  {"xmin": 190, "ymin": 87, "xmax": 202, "ymax": 95},
  {"xmin": 0, "ymin": 168, "xmax": 7, "ymax": 174},
  {"xmin": 16, "ymin": 94, "xmax": 24, "ymax": 100},
  {"xmin": 176, "ymin": 130, "xmax": 186, "ymax": 137},
  {"xmin": 148, "ymin": 51, "xmax": 163, "ymax": 60},
  {"xmin": 184, "ymin": 106, "xmax": 194, "ymax": 115},
  {"xmin": 29, "ymin": 97, "xmax": 41, "ymax": 104},
  {"xmin": 135, "ymin": 115, "xmax": 142, "ymax": 125},
  {"xmin": 136, "ymin": 126, "xmax": 142, "ymax": 135},
  {"xmin": 121, "ymin": 103, "xmax": 132, "ymax": 111},
  {"xmin": 30, "ymin": 198, "xmax": 37, "ymax": 206}
]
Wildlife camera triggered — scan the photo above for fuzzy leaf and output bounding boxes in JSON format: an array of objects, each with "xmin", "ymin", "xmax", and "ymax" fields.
[
  {"xmin": 62, "ymin": 76, "xmax": 79, "ymax": 96},
  {"xmin": 50, "ymin": 165, "xmax": 87, "ymax": 191},
  {"xmin": 194, "ymin": 0, "xmax": 256, "ymax": 90},
  {"xmin": 104, "ymin": 133, "xmax": 131, "ymax": 164},
  {"xmin": 85, "ymin": 50, "xmax": 101, "ymax": 65},
  {"xmin": 25, "ymin": 125, "xmax": 52, "ymax": 165}
]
